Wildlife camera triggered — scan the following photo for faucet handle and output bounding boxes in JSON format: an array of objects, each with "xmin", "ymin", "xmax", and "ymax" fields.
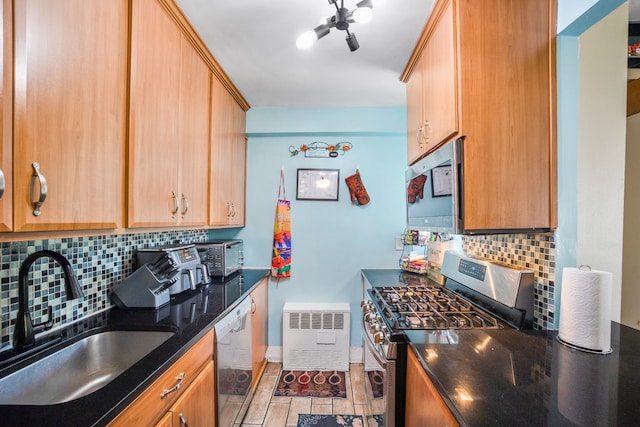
[{"xmin": 32, "ymin": 306, "xmax": 54, "ymax": 335}]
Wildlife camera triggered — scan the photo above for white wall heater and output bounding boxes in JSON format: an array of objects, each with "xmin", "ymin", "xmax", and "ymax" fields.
[{"xmin": 282, "ymin": 302, "xmax": 350, "ymax": 371}]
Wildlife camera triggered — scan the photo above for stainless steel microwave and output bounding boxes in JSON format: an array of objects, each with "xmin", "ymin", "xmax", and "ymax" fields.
[
  {"xmin": 406, "ymin": 138, "xmax": 463, "ymax": 234},
  {"xmin": 195, "ymin": 239, "xmax": 243, "ymax": 278}
]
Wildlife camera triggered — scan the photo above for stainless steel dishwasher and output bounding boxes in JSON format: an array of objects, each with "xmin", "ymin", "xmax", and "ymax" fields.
[{"xmin": 214, "ymin": 297, "xmax": 252, "ymax": 426}]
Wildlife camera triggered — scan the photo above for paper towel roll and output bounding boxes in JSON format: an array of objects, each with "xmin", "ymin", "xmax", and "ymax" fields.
[{"xmin": 558, "ymin": 267, "xmax": 612, "ymax": 354}]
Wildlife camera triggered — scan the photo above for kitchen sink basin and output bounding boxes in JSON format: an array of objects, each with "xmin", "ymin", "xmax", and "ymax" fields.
[{"xmin": 0, "ymin": 330, "xmax": 174, "ymax": 405}]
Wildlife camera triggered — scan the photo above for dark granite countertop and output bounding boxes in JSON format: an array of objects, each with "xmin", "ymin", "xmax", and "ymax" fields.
[
  {"xmin": 0, "ymin": 268, "xmax": 269, "ymax": 427},
  {"xmin": 362, "ymin": 269, "xmax": 640, "ymax": 426},
  {"xmin": 407, "ymin": 324, "xmax": 640, "ymax": 426}
]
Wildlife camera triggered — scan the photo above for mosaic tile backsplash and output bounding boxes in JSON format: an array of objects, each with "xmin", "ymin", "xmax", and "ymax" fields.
[
  {"xmin": 0, "ymin": 230, "xmax": 208, "ymax": 349},
  {"xmin": 462, "ymin": 233, "xmax": 556, "ymax": 330}
]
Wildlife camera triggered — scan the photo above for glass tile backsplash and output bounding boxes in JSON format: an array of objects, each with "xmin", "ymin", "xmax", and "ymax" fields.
[
  {"xmin": 0, "ymin": 230, "xmax": 208, "ymax": 349},
  {"xmin": 0, "ymin": 229, "xmax": 556, "ymax": 348},
  {"xmin": 462, "ymin": 233, "xmax": 556, "ymax": 330}
]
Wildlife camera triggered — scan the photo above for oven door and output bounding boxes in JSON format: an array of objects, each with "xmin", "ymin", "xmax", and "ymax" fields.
[{"xmin": 362, "ymin": 318, "xmax": 396, "ymax": 427}]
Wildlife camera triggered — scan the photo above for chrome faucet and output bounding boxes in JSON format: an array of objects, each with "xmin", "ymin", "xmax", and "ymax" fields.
[{"xmin": 13, "ymin": 250, "xmax": 84, "ymax": 351}]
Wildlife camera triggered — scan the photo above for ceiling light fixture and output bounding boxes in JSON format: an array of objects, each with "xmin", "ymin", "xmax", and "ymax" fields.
[{"xmin": 296, "ymin": 0, "xmax": 374, "ymax": 52}]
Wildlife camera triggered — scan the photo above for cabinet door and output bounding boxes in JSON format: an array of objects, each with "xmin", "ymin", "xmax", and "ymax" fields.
[
  {"xmin": 405, "ymin": 348, "xmax": 458, "ymax": 427},
  {"xmin": 422, "ymin": 0, "xmax": 458, "ymax": 153},
  {"xmin": 228, "ymin": 109, "xmax": 246, "ymax": 227},
  {"xmin": 209, "ymin": 74, "xmax": 235, "ymax": 226},
  {"xmin": 12, "ymin": 0, "xmax": 128, "ymax": 232},
  {"xmin": 108, "ymin": 330, "xmax": 214, "ymax": 427},
  {"xmin": 170, "ymin": 361, "xmax": 215, "ymax": 427},
  {"xmin": 128, "ymin": 0, "xmax": 181, "ymax": 228},
  {"xmin": 406, "ymin": 51, "xmax": 425, "ymax": 165},
  {"xmin": 155, "ymin": 412, "xmax": 172, "ymax": 427},
  {"xmin": 458, "ymin": 0, "xmax": 555, "ymax": 230},
  {"xmin": 0, "ymin": 0, "xmax": 12, "ymax": 232},
  {"xmin": 176, "ymin": 38, "xmax": 210, "ymax": 227},
  {"xmin": 250, "ymin": 277, "xmax": 268, "ymax": 391}
]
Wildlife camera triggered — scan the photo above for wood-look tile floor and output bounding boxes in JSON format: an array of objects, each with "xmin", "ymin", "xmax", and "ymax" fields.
[{"xmin": 236, "ymin": 363, "xmax": 368, "ymax": 427}]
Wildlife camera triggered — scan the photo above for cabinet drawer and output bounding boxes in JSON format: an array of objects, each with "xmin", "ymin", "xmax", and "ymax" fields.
[{"xmin": 109, "ymin": 329, "xmax": 214, "ymax": 427}]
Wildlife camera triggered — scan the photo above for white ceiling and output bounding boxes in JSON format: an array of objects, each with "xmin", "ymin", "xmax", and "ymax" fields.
[
  {"xmin": 175, "ymin": 0, "xmax": 435, "ymax": 108},
  {"xmin": 176, "ymin": 0, "xmax": 640, "ymax": 109}
]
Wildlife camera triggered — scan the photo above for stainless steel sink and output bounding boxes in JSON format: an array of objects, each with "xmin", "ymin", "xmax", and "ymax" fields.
[{"xmin": 0, "ymin": 330, "xmax": 174, "ymax": 405}]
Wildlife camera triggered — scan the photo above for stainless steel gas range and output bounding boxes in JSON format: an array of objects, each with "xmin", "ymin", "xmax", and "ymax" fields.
[{"xmin": 361, "ymin": 251, "xmax": 535, "ymax": 427}]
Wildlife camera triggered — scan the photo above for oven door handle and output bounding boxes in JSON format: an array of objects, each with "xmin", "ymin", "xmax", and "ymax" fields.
[{"xmin": 361, "ymin": 322, "xmax": 389, "ymax": 369}]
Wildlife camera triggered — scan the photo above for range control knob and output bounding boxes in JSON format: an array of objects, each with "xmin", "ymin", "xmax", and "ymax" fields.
[
  {"xmin": 370, "ymin": 324, "xmax": 380, "ymax": 334},
  {"xmin": 373, "ymin": 332, "xmax": 383, "ymax": 344}
]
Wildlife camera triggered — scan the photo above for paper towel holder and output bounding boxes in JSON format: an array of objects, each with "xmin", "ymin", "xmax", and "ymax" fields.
[
  {"xmin": 557, "ymin": 262, "xmax": 612, "ymax": 355},
  {"xmin": 556, "ymin": 335, "xmax": 613, "ymax": 355}
]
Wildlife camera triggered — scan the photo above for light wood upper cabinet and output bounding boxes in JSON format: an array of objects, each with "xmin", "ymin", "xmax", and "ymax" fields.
[
  {"xmin": 176, "ymin": 33, "xmax": 211, "ymax": 228},
  {"xmin": 421, "ymin": 1, "xmax": 457, "ymax": 156},
  {"xmin": 250, "ymin": 277, "xmax": 268, "ymax": 391},
  {"xmin": 0, "ymin": 0, "xmax": 12, "ymax": 232},
  {"xmin": 403, "ymin": 0, "xmax": 557, "ymax": 231},
  {"xmin": 11, "ymin": 0, "xmax": 128, "ymax": 232},
  {"xmin": 405, "ymin": 52, "xmax": 426, "ymax": 165},
  {"xmin": 210, "ymin": 74, "xmax": 246, "ymax": 228},
  {"xmin": 406, "ymin": 1, "xmax": 458, "ymax": 165},
  {"xmin": 128, "ymin": 0, "xmax": 209, "ymax": 228}
]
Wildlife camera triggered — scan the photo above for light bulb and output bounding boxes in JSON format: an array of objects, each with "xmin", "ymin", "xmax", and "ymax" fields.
[
  {"xmin": 353, "ymin": 6, "xmax": 373, "ymax": 23},
  {"xmin": 296, "ymin": 30, "xmax": 317, "ymax": 50}
]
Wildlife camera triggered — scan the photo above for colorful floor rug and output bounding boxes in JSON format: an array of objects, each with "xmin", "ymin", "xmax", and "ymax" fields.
[
  {"xmin": 297, "ymin": 414, "xmax": 363, "ymax": 427},
  {"xmin": 366, "ymin": 370, "xmax": 384, "ymax": 399},
  {"xmin": 296, "ymin": 414, "xmax": 384, "ymax": 427},
  {"xmin": 274, "ymin": 370, "xmax": 347, "ymax": 398}
]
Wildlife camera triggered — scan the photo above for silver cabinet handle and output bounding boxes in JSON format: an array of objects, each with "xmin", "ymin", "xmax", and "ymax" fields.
[
  {"xmin": 251, "ymin": 298, "xmax": 256, "ymax": 314},
  {"xmin": 423, "ymin": 120, "xmax": 432, "ymax": 145},
  {"xmin": 30, "ymin": 162, "xmax": 48, "ymax": 216},
  {"xmin": 0, "ymin": 168, "xmax": 4, "ymax": 199},
  {"xmin": 181, "ymin": 193, "xmax": 189, "ymax": 217},
  {"xmin": 226, "ymin": 202, "xmax": 232, "ymax": 218},
  {"xmin": 160, "ymin": 372, "xmax": 184, "ymax": 399},
  {"xmin": 179, "ymin": 413, "xmax": 189, "ymax": 427},
  {"xmin": 230, "ymin": 203, "xmax": 236, "ymax": 218},
  {"xmin": 171, "ymin": 192, "xmax": 180, "ymax": 218}
]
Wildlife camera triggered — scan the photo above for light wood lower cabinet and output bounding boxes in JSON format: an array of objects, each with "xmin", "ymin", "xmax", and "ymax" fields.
[
  {"xmin": 250, "ymin": 277, "xmax": 268, "ymax": 391},
  {"xmin": 108, "ymin": 330, "xmax": 214, "ymax": 427},
  {"xmin": 165, "ymin": 361, "xmax": 215, "ymax": 427},
  {"xmin": 405, "ymin": 347, "xmax": 458, "ymax": 427}
]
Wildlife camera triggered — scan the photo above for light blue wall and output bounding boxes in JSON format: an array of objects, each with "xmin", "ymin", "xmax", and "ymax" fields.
[
  {"xmin": 554, "ymin": 0, "xmax": 627, "ymax": 325},
  {"xmin": 210, "ymin": 107, "xmax": 408, "ymax": 347}
]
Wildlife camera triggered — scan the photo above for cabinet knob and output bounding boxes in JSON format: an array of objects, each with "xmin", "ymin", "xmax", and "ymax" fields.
[
  {"xmin": 160, "ymin": 372, "xmax": 185, "ymax": 399},
  {"xmin": 179, "ymin": 413, "xmax": 189, "ymax": 427},
  {"xmin": 181, "ymin": 193, "xmax": 189, "ymax": 217},
  {"xmin": 0, "ymin": 168, "xmax": 4, "ymax": 199},
  {"xmin": 30, "ymin": 162, "xmax": 48, "ymax": 216},
  {"xmin": 171, "ymin": 192, "xmax": 180, "ymax": 218}
]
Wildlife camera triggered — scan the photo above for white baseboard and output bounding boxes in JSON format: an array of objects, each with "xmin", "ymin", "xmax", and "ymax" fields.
[{"xmin": 265, "ymin": 346, "xmax": 363, "ymax": 365}]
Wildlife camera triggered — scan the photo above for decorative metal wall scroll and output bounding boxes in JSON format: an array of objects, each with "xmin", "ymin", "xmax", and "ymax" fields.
[{"xmin": 289, "ymin": 141, "xmax": 352, "ymax": 158}]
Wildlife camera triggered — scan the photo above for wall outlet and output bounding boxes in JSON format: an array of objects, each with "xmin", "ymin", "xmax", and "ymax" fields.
[{"xmin": 395, "ymin": 236, "xmax": 404, "ymax": 251}]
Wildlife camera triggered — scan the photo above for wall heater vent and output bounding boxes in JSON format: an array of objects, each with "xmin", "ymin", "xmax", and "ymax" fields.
[{"xmin": 283, "ymin": 302, "xmax": 350, "ymax": 371}]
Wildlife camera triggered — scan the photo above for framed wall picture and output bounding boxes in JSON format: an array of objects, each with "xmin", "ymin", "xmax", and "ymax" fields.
[
  {"xmin": 431, "ymin": 165, "xmax": 452, "ymax": 197},
  {"xmin": 296, "ymin": 169, "xmax": 340, "ymax": 201}
]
